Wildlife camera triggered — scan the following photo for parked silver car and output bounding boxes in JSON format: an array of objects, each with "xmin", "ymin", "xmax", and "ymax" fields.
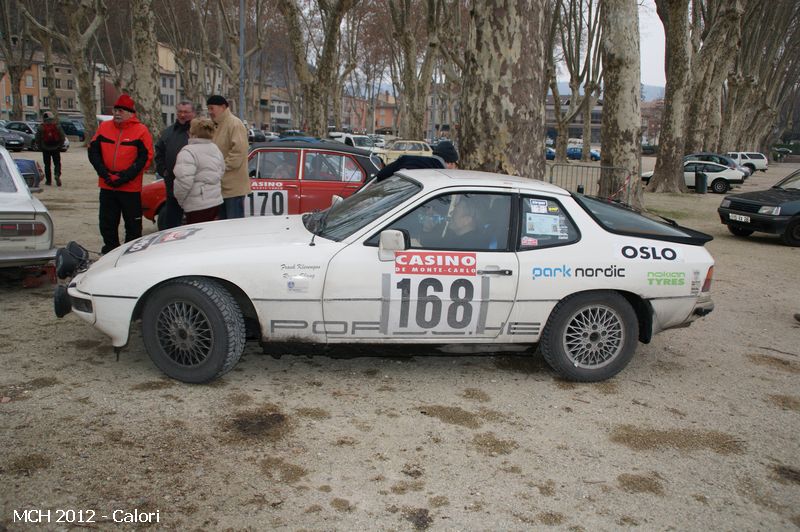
[{"xmin": 0, "ymin": 146, "xmax": 56, "ymax": 268}]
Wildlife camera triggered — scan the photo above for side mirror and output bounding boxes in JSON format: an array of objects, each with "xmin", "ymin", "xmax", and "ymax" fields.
[
  {"xmin": 331, "ymin": 195, "xmax": 343, "ymax": 207},
  {"xmin": 379, "ymin": 229, "xmax": 406, "ymax": 261}
]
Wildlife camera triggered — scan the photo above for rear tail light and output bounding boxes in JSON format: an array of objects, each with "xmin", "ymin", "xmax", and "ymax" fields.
[
  {"xmin": 701, "ymin": 266, "xmax": 714, "ymax": 292},
  {"xmin": 0, "ymin": 222, "xmax": 48, "ymax": 237}
]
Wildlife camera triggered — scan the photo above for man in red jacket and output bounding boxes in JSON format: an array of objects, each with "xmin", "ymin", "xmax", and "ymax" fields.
[{"xmin": 88, "ymin": 94, "xmax": 154, "ymax": 254}]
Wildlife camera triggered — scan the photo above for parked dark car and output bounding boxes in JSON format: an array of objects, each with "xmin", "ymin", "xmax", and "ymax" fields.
[
  {"xmin": 4, "ymin": 122, "xmax": 38, "ymax": 150},
  {"xmin": 0, "ymin": 127, "xmax": 26, "ymax": 151},
  {"xmin": 248, "ymin": 128, "xmax": 266, "ymax": 143},
  {"xmin": 642, "ymin": 144, "xmax": 658, "ymax": 155},
  {"xmin": 717, "ymin": 168, "xmax": 800, "ymax": 246},
  {"xmin": 566, "ymin": 146, "xmax": 600, "ymax": 161},
  {"xmin": 60, "ymin": 119, "xmax": 85, "ymax": 142}
]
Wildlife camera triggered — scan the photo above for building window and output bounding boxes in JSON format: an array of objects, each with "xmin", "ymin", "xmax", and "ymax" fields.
[
  {"xmin": 169, "ymin": 94, "xmax": 174, "ymax": 106},
  {"xmin": 42, "ymin": 77, "xmax": 48, "ymax": 87},
  {"xmin": 43, "ymin": 96, "xmax": 49, "ymax": 106},
  {"xmin": 55, "ymin": 79, "xmax": 61, "ymax": 89},
  {"xmin": 26, "ymin": 95, "xmax": 34, "ymax": 106},
  {"xmin": 55, "ymin": 68, "xmax": 60, "ymax": 73},
  {"xmin": 67, "ymin": 69, "xmax": 71, "ymax": 74},
  {"xmin": 26, "ymin": 75, "xmax": 33, "ymax": 88},
  {"xmin": 169, "ymin": 78, "xmax": 174, "ymax": 89},
  {"xmin": 67, "ymin": 79, "xmax": 73, "ymax": 90},
  {"xmin": 161, "ymin": 77, "xmax": 166, "ymax": 88},
  {"xmin": 56, "ymin": 97, "xmax": 61, "ymax": 108},
  {"xmin": 67, "ymin": 98, "xmax": 73, "ymax": 109}
]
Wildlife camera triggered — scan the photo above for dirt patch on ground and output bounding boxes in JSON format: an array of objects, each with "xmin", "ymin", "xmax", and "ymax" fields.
[
  {"xmin": 610, "ymin": 424, "xmax": 745, "ymax": 455},
  {"xmin": 746, "ymin": 354, "xmax": 800, "ymax": 374},
  {"xmin": 260, "ymin": 457, "xmax": 308, "ymax": 484},
  {"xmin": 0, "ymin": 377, "xmax": 60, "ymax": 401},
  {"xmin": 617, "ymin": 472, "xmax": 665, "ymax": 495},
  {"xmin": 471, "ymin": 432, "xmax": 519, "ymax": 456},
  {"xmin": 222, "ymin": 405, "xmax": 291, "ymax": 443},
  {"xmin": 2, "ymin": 453, "xmax": 52, "ymax": 476},
  {"xmin": 418, "ymin": 405, "xmax": 482, "ymax": 429},
  {"xmin": 768, "ymin": 394, "xmax": 800, "ymax": 411},
  {"xmin": 771, "ymin": 465, "xmax": 800, "ymax": 485}
]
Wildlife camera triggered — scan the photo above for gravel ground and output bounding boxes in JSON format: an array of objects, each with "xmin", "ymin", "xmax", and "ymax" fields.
[{"xmin": 1, "ymin": 148, "xmax": 798, "ymax": 531}]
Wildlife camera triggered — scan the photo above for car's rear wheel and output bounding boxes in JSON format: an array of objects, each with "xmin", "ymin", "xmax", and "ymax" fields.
[
  {"xmin": 781, "ymin": 218, "xmax": 800, "ymax": 247},
  {"xmin": 539, "ymin": 291, "xmax": 638, "ymax": 382},
  {"xmin": 711, "ymin": 179, "xmax": 729, "ymax": 193},
  {"xmin": 142, "ymin": 277, "xmax": 245, "ymax": 383},
  {"xmin": 727, "ymin": 225, "xmax": 753, "ymax": 237}
]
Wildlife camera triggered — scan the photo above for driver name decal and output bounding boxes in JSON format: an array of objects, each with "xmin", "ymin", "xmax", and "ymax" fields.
[{"xmin": 394, "ymin": 251, "xmax": 477, "ymax": 276}]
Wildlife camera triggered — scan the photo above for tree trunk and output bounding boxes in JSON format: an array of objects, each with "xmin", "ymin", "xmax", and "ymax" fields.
[
  {"xmin": 599, "ymin": 0, "xmax": 641, "ymax": 208},
  {"xmin": 130, "ymin": 0, "xmax": 163, "ymax": 140},
  {"xmin": 7, "ymin": 66, "xmax": 25, "ymax": 120},
  {"xmin": 460, "ymin": 0, "xmax": 546, "ymax": 180},
  {"xmin": 42, "ymin": 42, "xmax": 60, "ymax": 121},
  {"xmin": 684, "ymin": 1, "xmax": 743, "ymax": 153},
  {"xmin": 648, "ymin": 0, "xmax": 690, "ymax": 194}
]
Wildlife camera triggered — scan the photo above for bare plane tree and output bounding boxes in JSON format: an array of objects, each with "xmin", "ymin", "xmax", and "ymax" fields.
[
  {"xmin": 599, "ymin": 0, "xmax": 642, "ymax": 208},
  {"xmin": 130, "ymin": 0, "xmax": 163, "ymax": 140},
  {"xmin": 460, "ymin": 0, "xmax": 547, "ymax": 178},
  {"xmin": 646, "ymin": 0, "xmax": 690, "ymax": 193},
  {"xmin": 0, "ymin": 3, "xmax": 36, "ymax": 120},
  {"xmin": 19, "ymin": 0, "xmax": 107, "ymax": 138}
]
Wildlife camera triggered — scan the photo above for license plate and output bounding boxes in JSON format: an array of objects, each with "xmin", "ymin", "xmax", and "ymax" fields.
[{"xmin": 730, "ymin": 213, "xmax": 750, "ymax": 222}]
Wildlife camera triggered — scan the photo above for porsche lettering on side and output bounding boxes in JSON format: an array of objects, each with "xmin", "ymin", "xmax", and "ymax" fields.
[{"xmin": 54, "ymin": 169, "xmax": 715, "ymax": 384}]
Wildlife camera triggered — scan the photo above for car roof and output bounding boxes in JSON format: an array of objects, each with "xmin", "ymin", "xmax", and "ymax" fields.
[
  {"xmin": 250, "ymin": 140, "xmax": 372, "ymax": 156},
  {"xmin": 395, "ymin": 168, "xmax": 572, "ymax": 196}
]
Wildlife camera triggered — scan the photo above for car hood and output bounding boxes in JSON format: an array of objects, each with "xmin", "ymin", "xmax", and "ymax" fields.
[
  {"xmin": 115, "ymin": 215, "xmax": 316, "ymax": 265},
  {"xmin": 727, "ymin": 188, "xmax": 800, "ymax": 205}
]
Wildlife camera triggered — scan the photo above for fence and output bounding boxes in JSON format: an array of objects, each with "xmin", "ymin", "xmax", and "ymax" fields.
[{"xmin": 547, "ymin": 163, "xmax": 635, "ymax": 205}]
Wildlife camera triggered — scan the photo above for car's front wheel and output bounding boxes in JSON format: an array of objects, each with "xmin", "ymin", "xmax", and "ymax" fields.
[
  {"xmin": 727, "ymin": 225, "xmax": 753, "ymax": 237},
  {"xmin": 711, "ymin": 179, "xmax": 729, "ymax": 193},
  {"xmin": 781, "ymin": 218, "xmax": 800, "ymax": 247},
  {"xmin": 539, "ymin": 291, "xmax": 638, "ymax": 382},
  {"xmin": 142, "ymin": 277, "xmax": 246, "ymax": 383}
]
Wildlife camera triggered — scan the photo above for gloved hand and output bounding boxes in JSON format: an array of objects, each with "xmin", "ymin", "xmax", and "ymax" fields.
[{"xmin": 104, "ymin": 174, "xmax": 122, "ymax": 187}]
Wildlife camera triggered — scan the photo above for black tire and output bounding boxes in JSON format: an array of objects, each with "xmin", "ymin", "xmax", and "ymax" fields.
[
  {"xmin": 539, "ymin": 291, "xmax": 638, "ymax": 382},
  {"xmin": 710, "ymin": 179, "xmax": 729, "ymax": 194},
  {"xmin": 727, "ymin": 225, "xmax": 753, "ymax": 237},
  {"xmin": 781, "ymin": 218, "xmax": 800, "ymax": 247},
  {"xmin": 141, "ymin": 277, "xmax": 246, "ymax": 383}
]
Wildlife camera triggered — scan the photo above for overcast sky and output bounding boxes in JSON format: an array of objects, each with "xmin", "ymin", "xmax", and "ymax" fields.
[{"xmin": 639, "ymin": 0, "xmax": 666, "ymax": 86}]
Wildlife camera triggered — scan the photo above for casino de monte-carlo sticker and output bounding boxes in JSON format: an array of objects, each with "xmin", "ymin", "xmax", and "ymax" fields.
[{"xmin": 382, "ymin": 251, "xmax": 490, "ymax": 336}]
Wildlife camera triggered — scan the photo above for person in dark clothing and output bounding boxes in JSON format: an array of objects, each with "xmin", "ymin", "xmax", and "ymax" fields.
[
  {"xmin": 35, "ymin": 111, "xmax": 66, "ymax": 186},
  {"xmin": 154, "ymin": 101, "xmax": 196, "ymax": 229},
  {"xmin": 88, "ymin": 94, "xmax": 154, "ymax": 254},
  {"xmin": 374, "ymin": 155, "xmax": 445, "ymax": 182},
  {"xmin": 432, "ymin": 140, "xmax": 459, "ymax": 169}
]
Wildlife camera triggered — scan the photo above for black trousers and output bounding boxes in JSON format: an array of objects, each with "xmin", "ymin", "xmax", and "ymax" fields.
[
  {"xmin": 42, "ymin": 150, "xmax": 61, "ymax": 183},
  {"xmin": 160, "ymin": 178, "xmax": 184, "ymax": 229},
  {"xmin": 99, "ymin": 189, "xmax": 142, "ymax": 254}
]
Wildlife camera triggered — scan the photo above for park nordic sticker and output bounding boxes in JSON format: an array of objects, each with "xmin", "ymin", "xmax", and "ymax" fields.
[{"xmin": 394, "ymin": 251, "xmax": 477, "ymax": 276}]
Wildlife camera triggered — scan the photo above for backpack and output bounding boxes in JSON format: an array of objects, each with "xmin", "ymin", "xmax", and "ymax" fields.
[{"xmin": 42, "ymin": 123, "xmax": 61, "ymax": 145}]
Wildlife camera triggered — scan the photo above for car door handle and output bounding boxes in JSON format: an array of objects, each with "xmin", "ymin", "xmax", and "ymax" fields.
[{"xmin": 477, "ymin": 269, "xmax": 513, "ymax": 276}]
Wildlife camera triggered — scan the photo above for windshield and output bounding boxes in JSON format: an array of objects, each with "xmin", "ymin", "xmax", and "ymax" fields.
[
  {"xmin": 304, "ymin": 175, "xmax": 421, "ymax": 241},
  {"xmin": 775, "ymin": 170, "xmax": 800, "ymax": 190},
  {"xmin": 352, "ymin": 136, "xmax": 374, "ymax": 147}
]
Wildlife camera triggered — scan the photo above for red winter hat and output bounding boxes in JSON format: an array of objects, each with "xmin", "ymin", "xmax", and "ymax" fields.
[{"xmin": 113, "ymin": 94, "xmax": 136, "ymax": 113}]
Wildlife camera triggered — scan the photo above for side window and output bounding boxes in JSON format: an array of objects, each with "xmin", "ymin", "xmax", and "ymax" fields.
[
  {"xmin": 248, "ymin": 153, "xmax": 259, "ymax": 177},
  {"xmin": 684, "ymin": 163, "xmax": 697, "ymax": 173},
  {"xmin": 254, "ymin": 151, "xmax": 298, "ymax": 180},
  {"xmin": 704, "ymin": 164, "xmax": 722, "ymax": 173},
  {"xmin": 519, "ymin": 196, "xmax": 579, "ymax": 250},
  {"xmin": 374, "ymin": 193, "xmax": 512, "ymax": 251},
  {"xmin": 342, "ymin": 156, "xmax": 365, "ymax": 182},
  {"xmin": 304, "ymin": 152, "xmax": 353, "ymax": 182},
  {"xmin": 747, "ymin": 153, "xmax": 764, "ymax": 160},
  {"xmin": 740, "ymin": 153, "xmax": 750, "ymax": 160}
]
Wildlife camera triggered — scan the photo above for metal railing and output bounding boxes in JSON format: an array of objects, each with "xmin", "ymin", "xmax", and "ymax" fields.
[{"xmin": 547, "ymin": 163, "xmax": 635, "ymax": 204}]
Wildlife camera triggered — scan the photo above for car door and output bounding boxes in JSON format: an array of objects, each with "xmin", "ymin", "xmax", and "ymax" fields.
[
  {"xmin": 300, "ymin": 150, "xmax": 366, "ymax": 212},
  {"xmin": 683, "ymin": 162, "xmax": 699, "ymax": 186},
  {"xmin": 322, "ymin": 190, "xmax": 519, "ymax": 341},
  {"xmin": 246, "ymin": 149, "xmax": 301, "ymax": 216}
]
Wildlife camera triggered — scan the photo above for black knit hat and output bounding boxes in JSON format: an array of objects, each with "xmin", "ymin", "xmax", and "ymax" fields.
[
  {"xmin": 206, "ymin": 95, "xmax": 229, "ymax": 107},
  {"xmin": 433, "ymin": 141, "xmax": 459, "ymax": 163}
]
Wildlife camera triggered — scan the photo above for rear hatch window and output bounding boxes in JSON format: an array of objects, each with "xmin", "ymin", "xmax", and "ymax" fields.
[{"xmin": 574, "ymin": 194, "xmax": 712, "ymax": 245}]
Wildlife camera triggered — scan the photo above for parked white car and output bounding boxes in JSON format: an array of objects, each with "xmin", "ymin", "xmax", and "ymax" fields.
[
  {"xmin": 0, "ymin": 146, "xmax": 56, "ymax": 268},
  {"xmin": 725, "ymin": 152, "xmax": 768, "ymax": 174},
  {"xmin": 642, "ymin": 160, "xmax": 745, "ymax": 193},
  {"xmin": 54, "ymin": 169, "xmax": 715, "ymax": 384}
]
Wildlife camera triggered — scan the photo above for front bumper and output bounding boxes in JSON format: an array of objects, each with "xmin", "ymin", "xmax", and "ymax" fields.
[
  {"xmin": 62, "ymin": 283, "xmax": 137, "ymax": 347},
  {"xmin": 717, "ymin": 208, "xmax": 791, "ymax": 235}
]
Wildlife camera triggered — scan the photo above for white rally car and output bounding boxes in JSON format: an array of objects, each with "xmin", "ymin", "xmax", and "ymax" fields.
[{"xmin": 54, "ymin": 170, "xmax": 715, "ymax": 383}]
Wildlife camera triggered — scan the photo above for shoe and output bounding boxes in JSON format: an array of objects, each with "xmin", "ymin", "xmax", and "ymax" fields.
[
  {"xmin": 794, "ymin": 313, "xmax": 800, "ymax": 323},
  {"xmin": 56, "ymin": 176, "xmax": 62, "ymax": 187}
]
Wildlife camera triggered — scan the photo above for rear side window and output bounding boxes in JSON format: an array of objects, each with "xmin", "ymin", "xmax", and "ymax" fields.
[
  {"xmin": 0, "ymin": 158, "xmax": 18, "ymax": 192},
  {"xmin": 519, "ymin": 196, "xmax": 579, "ymax": 250},
  {"xmin": 249, "ymin": 151, "xmax": 299, "ymax": 180},
  {"xmin": 746, "ymin": 153, "xmax": 765, "ymax": 159},
  {"xmin": 304, "ymin": 152, "xmax": 364, "ymax": 182}
]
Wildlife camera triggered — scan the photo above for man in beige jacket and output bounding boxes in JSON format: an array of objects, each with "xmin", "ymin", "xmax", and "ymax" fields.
[{"xmin": 206, "ymin": 95, "xmax": 250, "ymax": 219}]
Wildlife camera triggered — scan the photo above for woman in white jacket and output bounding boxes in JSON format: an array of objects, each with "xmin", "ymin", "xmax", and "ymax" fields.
[{"xmin": 173, "ymin": 118, "xmax": 225, "ymax": 224}]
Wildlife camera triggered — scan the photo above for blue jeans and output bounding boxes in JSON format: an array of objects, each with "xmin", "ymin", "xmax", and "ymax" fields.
[{"xmin": 219, "ymin": 196, "xmax": 245, "ymax": 219}]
